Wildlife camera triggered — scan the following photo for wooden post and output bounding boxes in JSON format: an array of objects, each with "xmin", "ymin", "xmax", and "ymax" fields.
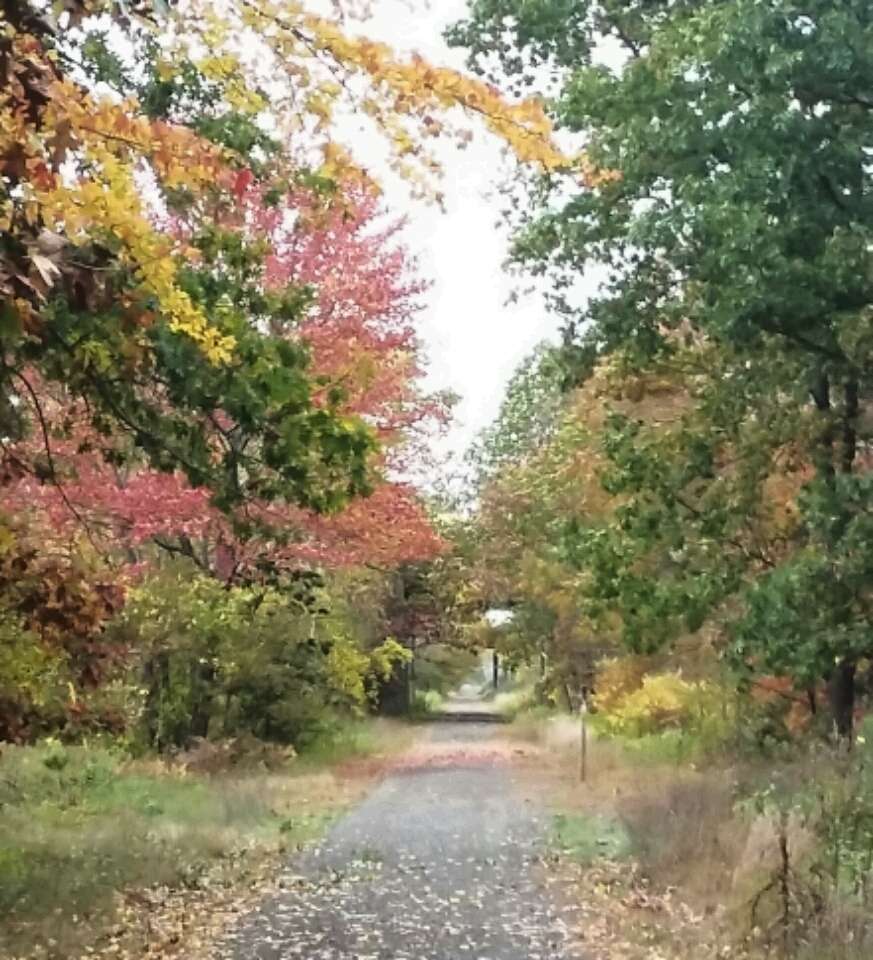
[
  {"xmin": 580, "ymin": 697, "xmax": 588, "ymax": 783},
  {"xmin": 492, "ymin": 649, "xmax": 499, "ymax": 689},
  {"xmin": 406, "ymin": 641, "xmax": 416, "ymax": 713}
]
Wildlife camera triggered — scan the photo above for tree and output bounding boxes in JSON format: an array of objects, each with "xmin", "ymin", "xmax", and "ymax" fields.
[
  {"xmin": 464, "ymin": 337, "xmax": 815, "ymax": 709},
  {"xmin": 0, "ymin": 0, "xmax": 581, "ymax": 742},
  {"xmin": 2, "ymin": 0, "xmax": 574, "ymax": 517},
  {"xmin": 2, "ymin": 0, "xmax": 376, "ymax": 515},
  {"xmin": 0, "ymin": 185, "xmax": 447, "ymax": 576},
  {"xmin": 452, "ymin": 0, "xmax": 873, "ymax": 734},
  {"xmin": 465, "ymin": 341, "xmax": 566, "ymax": 489}
]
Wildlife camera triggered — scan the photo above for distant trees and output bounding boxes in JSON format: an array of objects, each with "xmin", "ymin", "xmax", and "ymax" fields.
[{"xmin": 453, "ymin": 0, "xmax": 873, "ymax": 733}]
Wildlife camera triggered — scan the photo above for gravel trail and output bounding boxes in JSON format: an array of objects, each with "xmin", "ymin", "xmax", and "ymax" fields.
[{"xmin": 221, "ymin": 718, "xmax": 584, "ymax": 960}]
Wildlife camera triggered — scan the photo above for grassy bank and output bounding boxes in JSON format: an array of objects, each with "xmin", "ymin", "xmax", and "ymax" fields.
[
  {"xmin": 0, "ymin": 720, "xmax": 410, "ymax": 959},
  {"xmin": 512, "ymin": 711, "xmax": 873, "ymax": 960}
]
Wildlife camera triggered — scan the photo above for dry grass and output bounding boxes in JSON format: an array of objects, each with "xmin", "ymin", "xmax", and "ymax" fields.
[
  {"xmin": 509, "ymin": 713, "xmax": 873, "ymax": 959},
  {"xmin": 508, "ymin": 715, "xmax": 749, "ymax": 957},
  {"xmin": 522, "ymin": 727, "xmax": 744, "ymax": 903}
]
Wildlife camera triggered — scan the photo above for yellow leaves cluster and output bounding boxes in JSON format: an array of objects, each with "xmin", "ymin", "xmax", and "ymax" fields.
[
  {"xmin": 47, "ymin": 81, "xmax": 227, "ymax": 191},
  {"xmin": 2, "ymin": 14, "xmax": 235, "ymax": 364},
  {"xmin": 302, "ymin": 17, "xmax": 574, "ymax": 172},
  {"xmin": 40, "ymin": 153, "xmax": 234, "ymax": 363},
  {"xmin": 45, "ymin": 85, "xmax": 235, "ymax": 361},
  {"xmin": 590, "ymin": 655, "xmax": 657, "ymax": 715},
  {"xmin": 198, "ymin": 53, "xmax": 267, "ymax": 114},
  {"xmin": 188, "ymin": 0, "xmax": 606, "ymax": 192},
  {"xmin": 594, "ymin": 665, "xmax": 720, "ymax": 737}
]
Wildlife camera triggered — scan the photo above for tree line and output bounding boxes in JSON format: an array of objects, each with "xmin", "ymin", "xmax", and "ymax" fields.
[{"xmin": 452, "ymin": 0, "xmax": 873, "ymax": 737}]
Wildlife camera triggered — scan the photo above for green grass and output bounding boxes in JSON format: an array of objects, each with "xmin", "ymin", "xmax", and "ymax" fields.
[
  {"xmin": 550, "ymin": 811, "xmax": 633, "ymax": 864},
  {"xmin": 0, "ymin": 728, "xmax": 392, "ymax": 957},
  {"xmin": 585, "ymin": 717, "xmax": 735, "ymax": 767},
  {"xmin": 294, "ymin": 716, "xmax": 411, "ymax": 767}
]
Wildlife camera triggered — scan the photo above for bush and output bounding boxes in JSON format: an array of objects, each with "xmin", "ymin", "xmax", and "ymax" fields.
[
  {"xmin": 0, "ymin": 526, "xmax": 125, "ymax": 742},
  {"xmin": 595, "ymin": 671, "xmax": 726, "ymax": 738},
  {"xmin": 409, "ymin": 689, "xmax": 444, "ymax": 718},
  {"xmin": 591, "ymin": 655, "xmax": 658, "ymax": 715},
  {"xmin": 111, "ymin": 563, "xmax": 409, "ymax": 751}
]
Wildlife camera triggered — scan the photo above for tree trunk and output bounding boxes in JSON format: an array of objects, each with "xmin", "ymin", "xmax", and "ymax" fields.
[
  {"xmin": 189, "ymin": 662, "xmax": 215, "ymax": 741},
  {"xmin": 143, "ymin": 651, "xmax": 170, "ymax": 750},
  {"xmin": 828, "ymin": 660, "xmax": 856, "ymax": 740},
  {"xmin": 811, "ymin": 374, "xmax": 860, "ymax": 740}
]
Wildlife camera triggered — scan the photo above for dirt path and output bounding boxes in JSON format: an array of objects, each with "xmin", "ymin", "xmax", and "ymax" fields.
[{"xmin": 219, "ymin": 718, "xmax": 585, "ymax": 959}]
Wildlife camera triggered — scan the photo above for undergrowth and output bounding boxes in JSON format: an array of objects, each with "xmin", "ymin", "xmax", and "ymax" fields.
[
  {"xmin": 514, "ymin": 702, "xmax": 873, "ymax": 959},
  {"xmin": 0, "ymin": 721, "xmax": 404, "ymax": 958}
]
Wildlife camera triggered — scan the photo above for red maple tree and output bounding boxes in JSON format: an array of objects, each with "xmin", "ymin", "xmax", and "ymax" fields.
[{"xmin": 1, "ymin": 186, "xmax": 447, "ymax": 577}]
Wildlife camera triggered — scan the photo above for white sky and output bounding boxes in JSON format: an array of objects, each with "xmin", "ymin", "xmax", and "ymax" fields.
[{"xmin": 343, "ymin": 0, "xmax": 569, "ymax": 458}]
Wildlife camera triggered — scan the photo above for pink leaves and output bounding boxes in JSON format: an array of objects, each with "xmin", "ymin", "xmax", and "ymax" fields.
[
  {"xmin": 1, "ymin": 185, "xmax": 446, "ymax": 576},
  {"xmin": 232, "ymin": 168, "xmax": 255, "ymax": 201}
]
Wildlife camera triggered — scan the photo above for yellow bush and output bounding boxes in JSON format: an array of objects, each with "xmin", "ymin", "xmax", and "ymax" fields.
[
  {"xmin": 597, "ymin": 672, "xmax": 717, "ymax": 737},
  {"xmin": 591, "ymin": 655, "xmax": 655, "ymax": 714}
]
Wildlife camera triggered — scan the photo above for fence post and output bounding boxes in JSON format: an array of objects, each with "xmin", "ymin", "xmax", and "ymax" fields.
[{"xmin": 580, "ymin": 696, "xmax": 588, "ymax": 783}]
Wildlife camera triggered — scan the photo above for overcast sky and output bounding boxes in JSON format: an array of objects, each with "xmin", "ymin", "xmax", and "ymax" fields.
[{"xmin": 342, "ymin": 0, "xmax": 565, "ymax": 459}]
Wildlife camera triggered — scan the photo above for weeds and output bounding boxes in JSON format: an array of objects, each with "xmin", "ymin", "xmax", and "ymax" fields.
[{"xmin": 520, "ymin": 707, "xmax": 873, "ymax": 959}]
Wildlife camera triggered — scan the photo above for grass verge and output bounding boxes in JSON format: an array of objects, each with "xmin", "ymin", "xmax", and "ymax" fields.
[
  {"xmin": 0, "ymin": 720, "xmax": 410, "ymax": 959},
  {"xmin": 512, "ymin": 710, "xmax": 873, "ymax": 959}
]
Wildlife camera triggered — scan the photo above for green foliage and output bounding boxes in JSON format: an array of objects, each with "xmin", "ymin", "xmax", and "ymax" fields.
[
  {"xmin": 551, "ymin": 812, "xmax": 633, "ymax": 864},
  {"xmin": 0, "ymin": 612, "xmax": 64, "ymax": 738},
  {"xmin": 466, "ymin": 341, "xmax": 566, "ymax": 488},
  {"xmin": 33, "ymin": 225, "xmax": 375, "ymax": 514},
  {"xmin": 409, "ymin": 689, "xmax": 444, "ymax": 719},
  {"xmin": 413, "ymin": 645, "xmax": 479, "ymax": 697},
  {"xmin": 737, "ymin": 730, "xmax": 873, "ymax": 951},
  {"xmin": 451, "ymin": 0, "xmax": 873, "ymax": 730},
  {"xmin": 113, "ymin": 562, "xmax": 406, "ymax": 751}
]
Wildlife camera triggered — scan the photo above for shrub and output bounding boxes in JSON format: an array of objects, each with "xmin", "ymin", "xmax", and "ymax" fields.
[
  {"xmin": 112, "ymin": 563, "xmax": 411, "ymax": 751},
  {"xmin": 591, "ymin": 655, "xmax": 658, "ymax": 714},
  {"xmin": 596, "ymin": 671, "xmax": 723, "ymax": 737},
  {"xmin": 409, "ymin": 689, "xmax": 444, "ymax": 718},
  {"xmin": 0, "ymin": 525, "xmax": 125, "ymax": 742}
]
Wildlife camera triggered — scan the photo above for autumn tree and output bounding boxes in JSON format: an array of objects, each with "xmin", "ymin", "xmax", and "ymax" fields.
[
  {"xmin": 0, "ymin": 0, "xmax": 581, "ymax": 739},
  {"xmin": 462, "ymin": 348, "xmax": 616, "ymax": 697},
  {"xmin": 0, "ymin": 185, "xmax": 447, "ymax": 578},
  {"xmin": 452, "ymin": 0, "xmax": 873, "ymax": 734},
  {"xmin": 2, "ymin": 0, "xmax": 375, "ymax": 515},
  {"xmin": 465, "ymin": 341, "xmax": 566, "ymax": 491},
  {"xmin": 2, "ymin": 0, "xmax": 574, "ymax": 515}
]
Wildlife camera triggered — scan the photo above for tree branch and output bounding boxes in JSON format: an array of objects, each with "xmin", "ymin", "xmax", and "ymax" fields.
[{"xmin": 13, "ymin": 371, "xmax": 105, "ymax": 556}]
